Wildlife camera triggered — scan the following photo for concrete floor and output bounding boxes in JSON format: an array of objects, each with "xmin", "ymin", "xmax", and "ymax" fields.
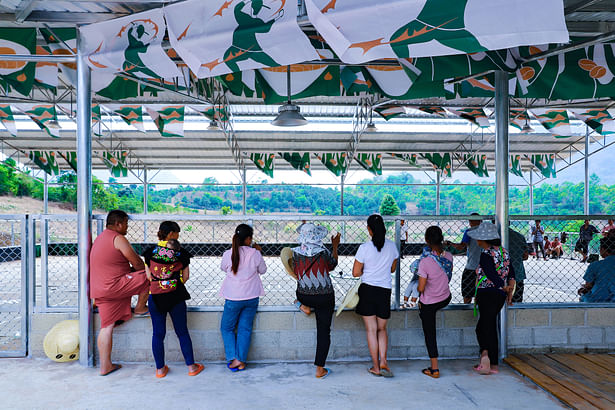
[{"xmin": 0, "ymin": 358, "xmax": 563, "ymax": 409}]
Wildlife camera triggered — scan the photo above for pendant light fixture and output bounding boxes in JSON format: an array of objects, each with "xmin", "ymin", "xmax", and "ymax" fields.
[
  {"xmin": 365, "ymin": 107, "xmax": 377, "ymax": 132},
  {"xmin": 521, "ymin": 101, "xmax": 534, "ymax": 133},
  {"xmin": 207, "ymin": 120, "xmax": 219, "ymax": 130},
  {"xmin": 271, "ymin": 65, "xmax": 308, "ymax": 127}
]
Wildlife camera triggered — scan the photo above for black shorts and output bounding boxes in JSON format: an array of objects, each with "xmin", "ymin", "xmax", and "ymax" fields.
[
  {"xmin": 355, "ymin": 283, "xmax": 391, "ymax": 319},
  {"xmin": 461, "ymin": 268, "xmax": 477, "ymax": 299},
  {"xmin": 575, "ymin": 239, "xmax": 589, "ymax": 254}
]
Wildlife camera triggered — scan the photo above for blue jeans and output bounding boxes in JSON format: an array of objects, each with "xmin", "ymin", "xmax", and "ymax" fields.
[
  {"xmin": 220, "ymin": 297, "xmax": 259, "ymax": 363},
  {"xmin": 149, "ymin": 295, "xmax": 195, "ymax": 369}
]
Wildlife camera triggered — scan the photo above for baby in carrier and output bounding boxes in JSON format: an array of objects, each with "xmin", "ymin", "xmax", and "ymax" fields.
[
  {"xmin": 146, "ymin": 239, "xmax": 183, "ymax": 294},
  {"xmin": 401, "ymin": 259, "xmax": 420, "ymax": 308}
]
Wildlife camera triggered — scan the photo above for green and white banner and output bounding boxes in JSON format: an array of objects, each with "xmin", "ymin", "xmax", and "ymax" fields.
[
  {"xmin": 390, "ymin": 153, "xmax": 421, "ymax": 168},
  {"xmin": 250, "ymin": 153, "xmax": 275, "ymax": 177},
  {"xmin": 509, "ymin": 108, "xmax": 531, "ymax": 131},
  {"xmin": 341, "ymin": 66, "xmax": 374, "ymax": 95},
  {"xmin": 304, "ymin": 0, "xmax": 568, "ymax": 64},
  {"xmin": 165, "ymin": 0, "xmax": 318, "ymax": 78},
  {"xmin": 363, "ymin": 64, "xmax": 419, "ymax": 100},
  {"xmin": 422, "ymin": 153, "xmax": 451, "ymax": 177},
  {"xmin": 0, "ymin": 28, "xmax": 36, "ymax": 96},
  {"xmin": 570, "ymin": 109, "xmax": 615, "ymax": 136},
  {"xmin": 531, "ymin": 108, "xmax": 571, "ymax": 138},
  {"xmin": 114, "ymin": 105, "xmax": 145, "ymax": 132},
  {"xmin": 280, "ymin": 152, "xmax": 311, "ymax": 175},
  {"xmin": 91, "ymin": 104, "xmax": 104, "ymax": 137},
  {"xmin": 81, "ymin": 8, "xmax": 180, "ymax": 80},
  {"xmin": 416, "ymin": 106, "xmax": 447, "ymax": 118},
  {"xmin": 0, "ymin": 104, "xmax": 17, "ymax": 136},
  {"xmin": 374, "ymin": 104, "xmax": 406, "ymax": 121},
  {"xmin": 316, "ymin": 152, "xmax": 349, "ymax": 177},
  {"xmin": 28, "ymin": 151, "xmax": 59, "ymax": 175},
  {"xmin": 463, "ymin": 154, "xmax": 488, "ymax": 177},
  {"xmin": 448, "ymin": 107, "xmax": 489, "ymax": 128},
  {"xmin": 355, "ymin": 153, "xmax": 382, "ymax": 176},
  {"xmin": 40, "ymin": 27, "xmax": 77, "ymax": 86},
  {"xmin": 57, "ymin": 151, "xmax": 77, "ymax": 172},
  {"xmin": 218, "ymin": 70, "xmax": 256, "ymax": 98},
  {"xmin": 100, "ymin": 151, "xmax": 129, "ymax": 177},
  {"xmin": 146, "ymin": 105, "xmax": 185, "ymax": 138},
  {"xmin": 24, "ymin": 104, "xmax": 61, "ymax": 138},
  {"xmin": 190, "ymin": 104, "xmax": 230, "ymax": 123},
  {"xmin": 256, "ymin": 63, "xmax": 339, "ymax": 104},
  {"xmin": 34, "ymin": 46, "xmax": 58, "ymax": 91},
  {"xmin": 509, "ymin": 155, "xmax": 523, "ymax": 177},
  {"xmin": 528, "ymin": 154, "xmax": 556, "ymax": 178}
]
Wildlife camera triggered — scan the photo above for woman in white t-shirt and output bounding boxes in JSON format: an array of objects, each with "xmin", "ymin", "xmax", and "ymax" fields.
[{"xmin": 352, "ymin": 214, "xmax": 399, "ymax": 377}]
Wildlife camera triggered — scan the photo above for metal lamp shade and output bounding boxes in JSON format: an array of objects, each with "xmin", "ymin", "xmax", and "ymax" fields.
[
  {"xmin": 271, "ymin": 103, "xmax": 308, "ymax": 127},
  {"xmin": 365, "ymin": 122, "xmax": 378, "ymax": 132},
  {"xmin": 207, "ymin": 120, "xmax": 219, "ymax": 130}
]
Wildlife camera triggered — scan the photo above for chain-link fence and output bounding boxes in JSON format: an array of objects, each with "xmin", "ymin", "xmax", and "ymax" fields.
[{"xmin": 21, "ymin": 214, "xmax": 615, "ymax": 314}]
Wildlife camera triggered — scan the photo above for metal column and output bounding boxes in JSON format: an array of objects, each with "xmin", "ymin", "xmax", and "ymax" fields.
[
  {"xmin": 143, "ymin": 168, "xmax": 148, "ymax": 241},
  {"xmin": 77, "ymin": 30, "xmax": 94, "ymax": 367},
  {"xmin": 242, "ymin": 166, "xmax": 247, "ymax": 215},
  {"xmin": 494, "ymin": 71, "xmax": 509, "ymax": 359},
  {"xmin": 584, "ymin": 125, "xmax": 590, "ymax": 214},
  {"xmin": 529, "ymin": 171, "xmax": 534, "ymax": 215},
  {"xmin": 435, "ymin": 172, "xmax": 441, "ymax": 216},
  {"xmin": 340, "ymin": 178, "xmax": 344, "ymax": 215}
]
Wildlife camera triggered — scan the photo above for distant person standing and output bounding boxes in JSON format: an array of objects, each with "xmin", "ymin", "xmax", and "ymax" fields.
[
  {"xmin": 575, "ymin": 220, "xmax": 599, "ymax": 263},
  {"xmin": 446, "ymin": 213, "xmax": 481, "ymax": 304},
  {"xmin": 399, "ymin": 220, "xmax": 409, "ymax": 259},
  {"xmin": 531, "ymin": 220, "xmax": 546, "ymax": 260},
  {"xmin": 601, "ymin": 219, "xmax": 615, "ymax": 237},
  {"xmin": 508, "ymin": 227, "xmax": 528, "ymax": 303}
]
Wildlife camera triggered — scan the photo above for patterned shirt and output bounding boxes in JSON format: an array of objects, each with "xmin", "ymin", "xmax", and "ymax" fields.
[
  {"xmin": 293, "ymin": 250, "xmax": 337, "ymax": 295},
  {"xmin": 476, "ymin": 246, "xmax": 515, "ymax": 291}
]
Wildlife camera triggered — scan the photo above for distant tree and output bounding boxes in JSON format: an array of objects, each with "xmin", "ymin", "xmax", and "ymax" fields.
[
  {"xmin": 379, "ymin": 194, "xmax": 400, "ymax": 216},
  {"xmin": 221, "ymin": 205, "xmax": 232, "ymax": 215}
]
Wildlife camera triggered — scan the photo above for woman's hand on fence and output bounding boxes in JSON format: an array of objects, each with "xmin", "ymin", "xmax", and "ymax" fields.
[{"xmin": 252, "ymin": 243, "xmax": 262, "ymax": 252}]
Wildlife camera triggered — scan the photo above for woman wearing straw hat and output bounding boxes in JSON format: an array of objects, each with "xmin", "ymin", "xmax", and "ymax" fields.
[
  {"xmin": 284, "ymin": 223, "xmax": 340, "ymax": 379},
  {"xmin": 353, "ymin": 214, "xmax": 399, "ymax": 377},
  {"xmin": 219, "ymin": 224, "xmax": 267, "ymax": 372},
  {"xmin": 467, "ymin": 222, "xmax": 516, "ymax": 375}
]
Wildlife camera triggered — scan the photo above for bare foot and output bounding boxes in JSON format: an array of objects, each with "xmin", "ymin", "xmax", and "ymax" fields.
[
  {"xmin": 316, "ymin": 366, "xmax": 328, "ymax": 378},
  {"xmin": 229, "ymin": 359, "xmax": 243, "ymax": 369},
  {"xmin": 134, "ymin": 308, "xmax": 148, "ymax": 315},
  {"xmin": 368, "ymin": 367, "xmax": 381, "ymax": 376},
  {"xmin": 299, "ymin": 304, "xmax": 311, "ymax": 316},
  {"xmin": 100, "ymin": 363, "xmax": 122, "ymax": 376}
]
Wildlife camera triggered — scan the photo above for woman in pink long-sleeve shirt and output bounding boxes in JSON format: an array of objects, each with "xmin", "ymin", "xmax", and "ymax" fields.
[{"xmin": 219, "ymin": 224, "xmax": 267, "ymax": 371}]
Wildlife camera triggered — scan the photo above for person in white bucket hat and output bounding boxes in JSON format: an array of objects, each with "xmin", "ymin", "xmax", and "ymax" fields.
[{"xmin": 467, "ymin": 222, "xmax": 516, "ymax": 375}]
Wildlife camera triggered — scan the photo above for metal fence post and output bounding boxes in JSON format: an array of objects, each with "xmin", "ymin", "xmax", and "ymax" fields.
[
  {"xmin": 22, "ymin": 215, "xmax": 31, "ymax": 356},
  {"xmin": 394, "ymin": 219, "xmax": 401, "ymax": 310}
]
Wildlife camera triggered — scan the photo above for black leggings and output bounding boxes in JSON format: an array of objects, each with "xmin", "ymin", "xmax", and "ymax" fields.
[
  {"xmin": 297, "ymin": 292, "xmax": 335, "ymax": 367},
  {"xmin": 475, "ymin": 290, "xmax": 506, "ymax": 365},
  {"xmin": 418, "ymin": 294, "xmax": 452, "ymax": 359}
]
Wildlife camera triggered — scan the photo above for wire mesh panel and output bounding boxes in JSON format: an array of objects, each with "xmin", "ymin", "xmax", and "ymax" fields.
[{"xmin": 0, "ymin": 216, "xmax": 27, "ymax": 357}]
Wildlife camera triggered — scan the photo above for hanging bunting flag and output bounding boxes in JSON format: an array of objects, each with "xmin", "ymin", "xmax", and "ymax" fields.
[
  {"xmin": 421, "ymin": 153, "xmax": 452, "ymax": 177},
  {"xmin": 145, "ymin": 106, "xmax": 185, "ymax": 138},
  {"xmin": 416, "ymin": 106, "xmax": 447, "ymax": 118},
  {"xmin": 164, "ymin": 0, "xmax": 318, "ymax": 78},
  {"xmin": 218, "ymin": 70, "xmax": 256, "ymax": 98},
  {"xmin": 28, "ymin": 151, "xmax": 60, "ymax": 175},
  {"xmin": 509, "ymin": 108, "xmax": 531, "ymax": 131},
  {"xmin": 0, "ymin": 28, "xmax": 36, "ymax": 96},
  {"xmin": 363, "ymin": 64, "xmax": 419, "ymax": 99},
  {"xmin": 304, "ymin": 0, "xmax": 568, "ymax": 64},
  {"xmin": 373, "ymin": 104, "xmax": 406, "ymax": 121},
  {"xmin": 100, "ymin": 151, "xmax": 129, "ymax": 177},
  {"xmin": 24, "ymin": 105, "xmax": 61, "ymax": 138},
  {"xmin": 279, "ymin": 152, "xmax": 311, "ymax": 175},
  {"xmin": 91, "ymin": 104, "xmax": 104, "ymax": 136},
  {"xmin": 250, "ymin": 153, "xmax": 275, "ymax": 178},
  {"xmin": 509, "ymin": 155, "xmax": 523, "ymax": 177},
  {"xmin": 341, "ymin": 66, "xmax": 373, "ymax": 95},
  {"xmin": 316, "ymin": 152, "xmax": 349, "ymax": 177},
  {"xmin": 114, "ymin": 105, "xmax": 145, "ymax": 132},
  {"xmin": 80, "ymin": 8, "xmax": 180, "ymax": 80},
  {"xmin": 34, "ymin": 46, "xmax": 58, "ymax": 91},
  {"xmin": 390, "ymin": 153, "xmax": 421, "ymax": 168},
  {"xmin": 57, "ymin": 151, "xmax": 77, "ymax": 172},
  {"xmin": 190, "ymin": 104, "xmax": 230, "ymax": 123},
  {"xmin": 255, "ymin": 64, "xmax": 339, "ymax": 104},
  {"xmin": 531, "ymin": 108, "xmax": 571, "ymax": 138},
  {"xmin": 570, "ymin": 109, "xmax": 615, "ymax": 136},
  {"xmin": 0, "ymin": 105, "xmax": 17, "ymax": 136},
  {"xmin": 39, "ymin": 27, "xmax": 77, "ymax": 86},
  {"xmin": 355, "ymin": 153, "xmax": 382, "ymax": 176},
  {"xmin": 448, "ymin": 107, "xmax": 490, "ymax": 128},
  {"xmin": 527, "ymin": 154, "xmax": 556, "ymax": 178},
  {"xmin": 463, "ymin": 154, "xmax": 489, "ymax": 177}
]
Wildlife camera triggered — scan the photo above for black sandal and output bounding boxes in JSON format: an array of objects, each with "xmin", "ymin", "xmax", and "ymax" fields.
[{"xmin": 422, "ymin": 367, "xmax": 440, "ymax": 379}]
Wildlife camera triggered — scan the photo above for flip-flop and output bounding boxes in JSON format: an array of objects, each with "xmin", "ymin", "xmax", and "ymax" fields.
[
  {"xmin": 422, "ymin": 367, "xmax": 440, "ymax": 379},
  {"xmin": 227, "ymin": 361, "xmax": 239, "ymax": 372},
  {"xmin": 100, "ymin": 364, "xmax": 122, "ymax": 376},
  {"xmin": 367, "ymin": 368, "xmax": 382, "ymax": 377},
  {"xmin": 235, "ymin": 365, "xmax": 247, "ymax": 372},
  {"xmin": 478, "ymin": 355, "xmax": 491, "ymax": 375},
  {"xmin": 380, "ymin": 368, "xmax": 394, "ymax": 378},
  {"xmin": 316, "ymin": 368, "xmax": 331, "ymax": 379},
  {"xmin": 188, "ymin": 363, "xmax": 204, "ymax": 376},
  {"xmin": 155, "ymin": 365, "xmax": 169, "ymax": 378}
]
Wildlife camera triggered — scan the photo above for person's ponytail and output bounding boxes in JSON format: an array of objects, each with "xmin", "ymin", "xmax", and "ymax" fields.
[
  {"xmin": 231, "ymin": 223, "xmax": 253, "ymax": 274},
  {"xmin": 367, "ymin": 214, "xmax": 386, "ymax": 252}
]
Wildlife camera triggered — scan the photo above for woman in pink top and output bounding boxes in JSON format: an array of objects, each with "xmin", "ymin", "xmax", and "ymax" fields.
[
  {"xmin": 219, "ymin": 224, "xmax": 267, "ymax": 371},
  {"xmin": 416, "ymin": 226, "xmax": 453, "ymax": 379}
]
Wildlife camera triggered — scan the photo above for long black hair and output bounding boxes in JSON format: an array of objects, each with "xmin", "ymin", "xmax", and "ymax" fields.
[
  {"xmin": 367, "ymin": 214, "xmax": 386, "ymax": 252},
  {"xmin": 157, "ymin": 221, "xmax": 180, "ymax": 241},
  {"xmin": 425, "ymin": 225, "xmax": 444, "ymax": 247},
  {"xmin": 232, "ymin": 224, "xmax": 253, "ymax": 274}
]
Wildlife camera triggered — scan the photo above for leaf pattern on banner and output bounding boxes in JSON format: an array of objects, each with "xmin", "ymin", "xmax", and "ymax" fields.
[
  {"xmin": 509, "ymin": 108, "xmax": 531, "ymax": 130},
  {"xmin": 527, "ymin": 154, "xmax": 556, "ymax": 178},
  {"xmin": 28, "ymin": 151, "xmax": 59, "ymax": 175},
  {"xmin": 373, "ymin": 104, "xmax": 406, "ymax": 121},
  {"xmin": 100, "ymin": 151, "xmax": 129, "ymax": 178},
  {"xmin": 448, "ymin": 107, "xmax": 490, "ymax": 128},
  {"xmin": 24, "ymin": 105, "xmax": 61, "ymax": 138},
  {"xmin": 416, "ymin": 106, "xmax": 447, "ymax": 118},
  {"xmin": 250, "ymin": 153, "xmax": 275, "ymax": 178},
  {"xmin": 571, "ymin": 109, "xmax": 615, "ymax": 136},
  {"xmin": 218, "ymin": 70, "xmax": 255, "ymax": 98},
  {"xmin": 341, "ymin": 66, "xmax": 373, "ymax": 95},
  {"xmin": 146, "ymin": 106, "xmax": 185, "ymax": 138},
  {"xmin": 389, "ymin": 153, "xmax": 421, "ymax": 168},
  {"xmin": 114, "ymin": 105, "xmax": 145, "ymax": 132},
  {"xmin": 34, "ymin": 45, "xmax": 58, "ymax": 91},
  {"xmin": 57, "ymin": 151, "xmax": 77, "ymax": 172},
  {"xmin": 279, "ymin": 152, "xmax": 311, "ymax": 175},
  {"xmin": 316, "ymin": 152, "xmax": 349, "ymax": 176},
  {"xmin": 531, "ymin": 108, "xmax": 571, "ymax": 138},
  {"xmin": 463, "ymin": 154, "xmax": 489, "ymax": 177},
  {"xmin": 256, "ymin": 63, "xmax": 340, "ymax": 104},
  {"xmin": 421, "ymin": 153, "xmax": 452, "ymax": 177},
  {"xmin": 0, "ymin": 28, "xmax": 36, "ymax": 97},
  {"xmin": 509, "ymin": 155, "xmax": 523, "ymax": 177},
  {"xmin": 355, "ymin": 153, "xmax": 382, "ymax": 176},
  {"xmin": 40, "ymin": 27, "xmax": 77, "ymax": 86},
  {"xmin": 0, "ymin": 104, "xmax": 17, "ymax": 136}
]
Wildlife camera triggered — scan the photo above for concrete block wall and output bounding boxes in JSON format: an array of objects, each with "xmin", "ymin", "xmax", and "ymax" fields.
[{"xmin": 29, "ymin": 307, "xmax": 615, "ymax": 362}]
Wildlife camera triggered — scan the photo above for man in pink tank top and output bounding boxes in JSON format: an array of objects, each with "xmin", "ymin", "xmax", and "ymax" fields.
[{"xmin": 90, "ymin": 210, "xmax": 149, "ymax": 375}]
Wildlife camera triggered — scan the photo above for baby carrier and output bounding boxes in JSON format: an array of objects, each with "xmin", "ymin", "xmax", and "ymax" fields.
[{"xmin": 148, "ymin": 245, "xmax": 184, "ymax": 295}]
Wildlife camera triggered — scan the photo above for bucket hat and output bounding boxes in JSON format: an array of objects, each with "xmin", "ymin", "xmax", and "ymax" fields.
[
  {"xmin": 43, "ymin": 320, "xmax": 79, "ymax": 362},
  {"xmin": 335, "ymin": 280, "xmax": 361, "ymax": 317},
  {"xmin": 280, "ymin": 247, "xmax": 297, "ymax": 279},
  {"xmin": 467, "ymin": 222, "xmax": 500, "ymax": 241}
]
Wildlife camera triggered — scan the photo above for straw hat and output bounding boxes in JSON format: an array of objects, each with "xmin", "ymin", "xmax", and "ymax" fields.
[
  {"xmin": 467, "ymin": 222, "xmax": 500, "ymax": 241},
  {"xmin": 43, "ymin": 320, "xmax": 79, "ymax": 362},
  {"xmin": 280, "ymin": 247, "xmax": 297, "ymax": 279},
  {"xmin": 336, "ymin": 280, "xmax": 361, "ymax": 317}
]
